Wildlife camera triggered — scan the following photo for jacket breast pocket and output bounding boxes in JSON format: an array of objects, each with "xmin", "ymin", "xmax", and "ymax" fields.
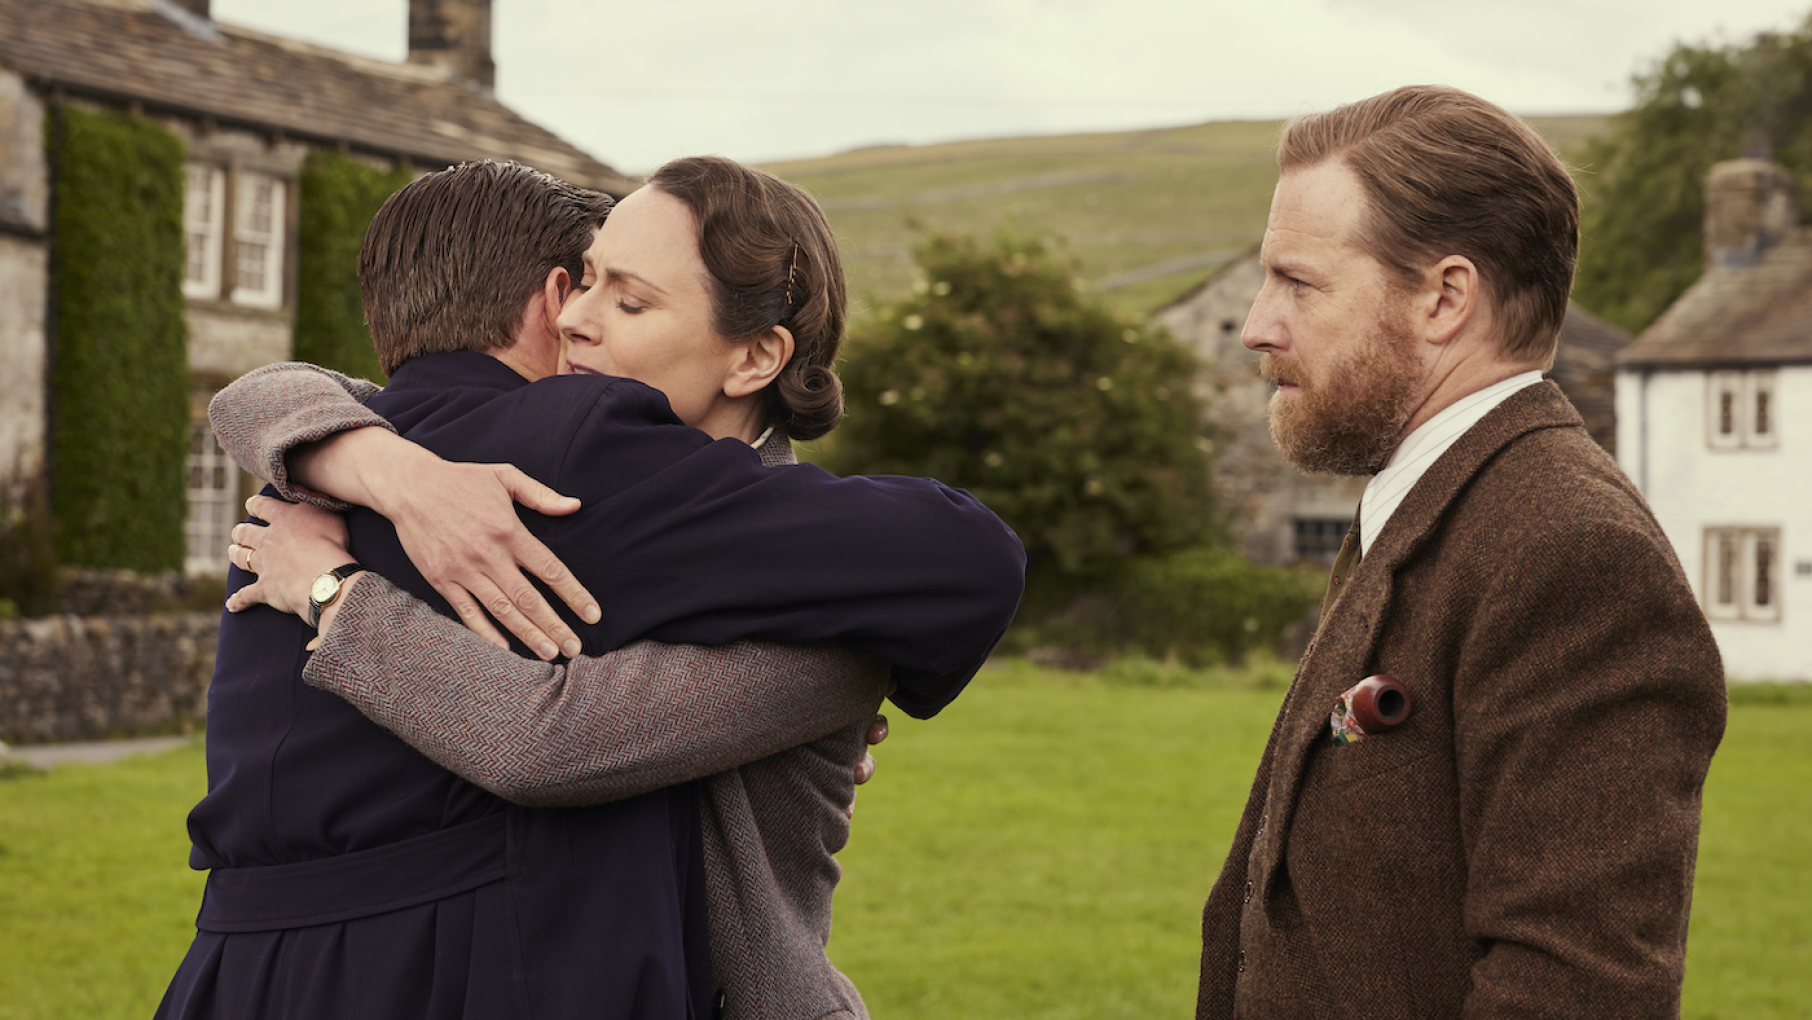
[
  {"xmin": 1302, "ymin": 715, "xmax": 1438, "ymax": 792},
  {"xmin": 1306, "ymin": 670, "xmax": 1442, "ymax": 790}
]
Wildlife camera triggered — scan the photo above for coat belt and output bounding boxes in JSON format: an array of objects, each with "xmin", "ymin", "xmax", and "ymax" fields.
[{"xmin": 196, "ymin": 811, "xmax": 512, "ymax": 933}]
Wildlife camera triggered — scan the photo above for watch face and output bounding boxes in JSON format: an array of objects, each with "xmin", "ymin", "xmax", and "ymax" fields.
[{"xmin": 311, "ymin": 573, "xmax": 340, "ymax": 604}]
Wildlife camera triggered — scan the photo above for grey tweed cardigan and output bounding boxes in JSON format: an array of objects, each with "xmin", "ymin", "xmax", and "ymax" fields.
[{"xmin": 211, "ymin": 364, "xmax": 889, "ymax": 1020}]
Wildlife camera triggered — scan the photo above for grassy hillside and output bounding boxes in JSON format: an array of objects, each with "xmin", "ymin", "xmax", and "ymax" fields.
[{"xmin": 764, "ymin": 114, "xmax": 1611, "ymax": 321}]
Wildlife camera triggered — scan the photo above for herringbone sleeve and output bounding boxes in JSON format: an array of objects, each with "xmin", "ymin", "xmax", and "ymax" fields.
[
  {"xmin": 305, "ymin": 575, "xmax": 888, "ymax": 805},
  {"xmin": 208, "ymin": 362, "xmax": 389, "ymax": 510}
]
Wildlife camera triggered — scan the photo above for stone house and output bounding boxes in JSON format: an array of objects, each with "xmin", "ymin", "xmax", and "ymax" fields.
[
  {"xmin": 1615, "ymin": 159, "xmax": 1812, "ymax": 682},
  {"xmin": 1156, "ymin": 252, "xmax": 1630, "ymax": 567},
  {"xmin": 0, "ymin": 0, "xmax": 633, "ymax": 575}
]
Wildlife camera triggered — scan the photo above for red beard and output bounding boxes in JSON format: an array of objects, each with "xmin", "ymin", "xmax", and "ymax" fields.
[{"xmin": 1260, "ymin": 303, "xmax": 1422, "ymax": 476}]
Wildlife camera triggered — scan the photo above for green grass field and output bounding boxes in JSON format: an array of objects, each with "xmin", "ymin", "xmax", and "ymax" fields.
[
  {"xmin": 1, "ymin": 665, "xmax": 1804, "ymax": 1019},
  {"xmin": 0, "ymin": 742, "xmax": 206, "ymax": 1019},
  {"xmin": 761, "ymin": 115, "xmax": 1610, "ymax": 322}
]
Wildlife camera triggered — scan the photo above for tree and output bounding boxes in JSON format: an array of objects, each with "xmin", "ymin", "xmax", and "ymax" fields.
[
  {"xmin": 826, "ymin": 233, "xmax": 1217, "ymax": 596},
  {"xmin": 1576, "ymin": 16, "xmax": 1812, "ymax": 334}
]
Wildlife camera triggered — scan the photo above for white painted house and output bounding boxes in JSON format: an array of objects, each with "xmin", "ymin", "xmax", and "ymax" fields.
[{"xmin": 1616, "ymin": 159, "xmax": 1812, "ymax": 682}]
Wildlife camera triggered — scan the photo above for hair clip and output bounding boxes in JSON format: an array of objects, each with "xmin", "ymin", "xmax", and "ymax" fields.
[{"xmin": 783, "ymin": 241, "xmax": 802, "ymax": 310}]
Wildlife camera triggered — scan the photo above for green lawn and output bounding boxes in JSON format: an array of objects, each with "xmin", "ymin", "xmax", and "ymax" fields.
[
  {"xmin": 830, "ymin": 661, "xmax": 1283, "ymax": 1018},
  {"xmin": 0, "ymin": 666, "xmax": 1804, "ymax": 1019},
  {"xmin": 0, "ymin": 742, "xmax": 205, "ymax": 1020},
  {"xmin": 830, "ymin": 670, "xmax": 1812, "ymax": 1019},
  {"xmin": 1678, "ymin": 684, "xmax": 1812, "ymax": 1019}
]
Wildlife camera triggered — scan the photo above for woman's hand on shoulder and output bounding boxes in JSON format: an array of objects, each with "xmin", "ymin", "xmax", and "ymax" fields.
[{"xmin": 362, "ymin": 446, "xmax": 601, "ymax": 660}]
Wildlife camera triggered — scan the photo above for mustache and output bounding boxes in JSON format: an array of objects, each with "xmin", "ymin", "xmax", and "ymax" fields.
[{"xmin": 1259, "ymin": 354, "xmax": 1303, "ymax": 388}]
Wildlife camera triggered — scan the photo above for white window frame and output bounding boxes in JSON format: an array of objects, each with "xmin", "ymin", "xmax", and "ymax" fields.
[
  {"xmin": 185, "ymin": 416, "xmax": 243, "ymax": 576},
  {"xmin": 1703, "ymin": 526, "xmax": 1783, "ymax": 623},
  {"xmin": 182, "ymin": 163, "xmax": 225, "ymax": 300},
  {"xmin": 231, "ymin": 172, "xmax": 286, "ymax": 309},
  {"xmin": 1749, "ymin": 371, "xmax": 1778, "ymax": 447},
  {"xmin": 1705, "ymin": 369, "xmax": 1779, "ymax": 449}
]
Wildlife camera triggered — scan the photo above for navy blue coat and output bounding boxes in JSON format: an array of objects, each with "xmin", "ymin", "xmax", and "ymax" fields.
[{"xmin": 159, "ymin": 352, "xmax": 1026, "ymax": 1020}]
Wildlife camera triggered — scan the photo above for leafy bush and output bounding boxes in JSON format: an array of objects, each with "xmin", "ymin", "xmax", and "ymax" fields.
[
  {"xmin": 46, "ymin": 105, "xmax": 188, "ymax": 571},
  {"xmin": 1113, "ymin": 546, "xmax": 1320, "ymax": 667},
  {"xmin": 1093, "ymin": 652, "xmax": 1297, "ymax": 691},
  {"xmin": 293, "ymin": 151, "xmax": 414, "ymax": 381},
  {"xmin": 828, "ymin": 233, "xmax": 1217, "ymax": 586}
]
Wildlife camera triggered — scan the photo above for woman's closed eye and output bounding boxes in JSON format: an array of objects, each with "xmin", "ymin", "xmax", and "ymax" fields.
[{"xmin": 616, "ymin": 298, "xmax": 646, "ymax": 315}]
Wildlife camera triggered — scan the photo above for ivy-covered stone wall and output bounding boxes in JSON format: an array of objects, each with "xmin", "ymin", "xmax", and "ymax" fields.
[
  {"xmin": 46, "ymin": 105, "xmax": 189, "ymax": 572},
  {"xmin": 294, "ymin": 150, "xmax": 413, "ymax": 382}
]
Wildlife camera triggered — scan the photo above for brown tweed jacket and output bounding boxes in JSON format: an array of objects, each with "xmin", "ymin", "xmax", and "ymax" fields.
[
  {"xmin": 211, "ymin": 364, "xmax": 891, "ymax": 1020},
  {"xmin": 1197, "ymin": 382, "xmax": 1726, "ymax": 1020}
]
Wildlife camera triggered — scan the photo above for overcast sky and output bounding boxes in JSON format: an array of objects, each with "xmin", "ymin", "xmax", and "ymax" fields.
[{"xmin": 213, "ymin": 0, "xmax": 1812, "ymax": 174}]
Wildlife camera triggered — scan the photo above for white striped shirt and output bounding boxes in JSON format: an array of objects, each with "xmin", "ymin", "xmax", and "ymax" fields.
[{"xmin": 1359, "ymin": 371, "xmax": 1544, "ymax": 554}]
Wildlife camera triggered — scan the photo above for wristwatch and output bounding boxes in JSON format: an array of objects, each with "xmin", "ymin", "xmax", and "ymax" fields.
[{"xmin": 307, "ymin": 562, "xmax": 365, "ymax": 630}]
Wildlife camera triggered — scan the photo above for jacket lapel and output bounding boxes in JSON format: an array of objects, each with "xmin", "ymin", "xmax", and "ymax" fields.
[{"xmin": 1260, "ymin": 382, "xmax": 1584, "ymax": 894}]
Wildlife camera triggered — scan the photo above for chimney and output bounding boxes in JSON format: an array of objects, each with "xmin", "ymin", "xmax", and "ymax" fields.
[
  {"xmin": 407, "ymin": 0, "xmax": 495, "ymax": 90},
  {"xmin": 1705, "ymin": 159, "xmax": 1797, "ymax": 269}
]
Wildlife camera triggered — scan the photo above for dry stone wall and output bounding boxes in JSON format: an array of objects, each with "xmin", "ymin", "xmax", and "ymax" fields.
[
  {"xmin": 0, "ymin": 615, "xmax": 215, "ymax": 742},
  {"xmin": 0, "ymin": 612, "xmax": 216, "ymax": 744},
  {"xmin": 0, "ymin": 570, "xmax": 221, "ymax": 743}
]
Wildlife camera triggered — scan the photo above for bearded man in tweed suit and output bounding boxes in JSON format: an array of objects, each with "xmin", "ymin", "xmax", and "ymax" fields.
[{"xmin": 1197, "ymin": 85, "xmax": 1726, "ymax": 1019}]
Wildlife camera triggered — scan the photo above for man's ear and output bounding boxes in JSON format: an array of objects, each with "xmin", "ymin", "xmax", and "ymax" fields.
[
  {"xmin": 496, "ymin": 266, "xmax": 573, "ymax": 379},
  {"xmin": 538, "ymin": 267, "xmax": 572, "ymax": 334},
  {"xmin": 723, "ymin": 326, "xmax": 795, "ymax": 399},
  {"xmin": 1420, "ymin": 255, "xmax": 1480, "ymax": 348}
]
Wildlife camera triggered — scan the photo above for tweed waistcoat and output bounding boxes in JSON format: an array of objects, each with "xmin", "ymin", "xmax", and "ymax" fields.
[{"xmin": 1318, "ymin": 516, "xmax": 1362, "ymax": 619}]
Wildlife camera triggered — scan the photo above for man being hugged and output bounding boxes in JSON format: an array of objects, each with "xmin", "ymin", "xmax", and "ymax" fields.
[
  {"xmin": 1198, "ymin": 85, "xmax": 1725, "ymax": 1019},
  {"xmin": 160, "ymin": 159, "xmax": 1025, "ymax": 1020}
]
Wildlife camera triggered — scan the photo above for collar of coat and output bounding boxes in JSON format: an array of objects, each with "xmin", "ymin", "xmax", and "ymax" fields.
[
  {"xmin": 754, "ymin": 428, "xmax": 797, "ymax": 468},
  {"xmin": 1259, "ymin": 380, "xmax": 1584, "ymax": 889}
]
